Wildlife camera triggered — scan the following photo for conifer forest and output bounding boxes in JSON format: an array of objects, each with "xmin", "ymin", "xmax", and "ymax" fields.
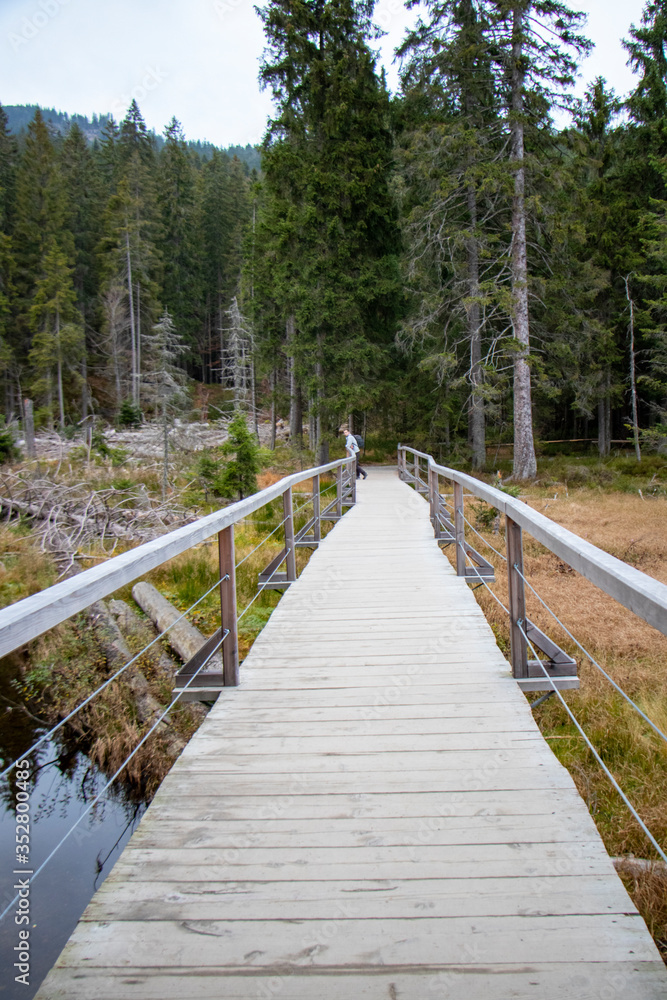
[{"xmin": 3, "ymin": 0, "xmax": 667, "ymax": 479}]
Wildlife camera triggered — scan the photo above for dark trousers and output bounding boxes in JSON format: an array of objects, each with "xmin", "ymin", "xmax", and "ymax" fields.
[{"xmin": 356, "ymin": 455, "xmax": 366, "ymax": 479}]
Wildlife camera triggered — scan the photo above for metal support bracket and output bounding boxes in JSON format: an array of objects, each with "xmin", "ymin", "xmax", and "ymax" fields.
[
  {"xmin": 462, "ymin": 542, "xmax": 495, "ymax": 583},
  {"xmin": 258, "ymin": 547, "xmax": 293, "ymax": 590},
  {"xmin": 516, "ymin": 618, "xmax": 579, "ymax": 692},
  {"xmin": 172, "ymin": 627, "xmax": 227, "ymax": 702}
]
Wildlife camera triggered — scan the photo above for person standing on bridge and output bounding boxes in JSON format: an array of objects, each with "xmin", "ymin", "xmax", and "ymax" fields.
[{"xmin": 340, "ymin": 425, "xmax": 367, "ymax": 480}]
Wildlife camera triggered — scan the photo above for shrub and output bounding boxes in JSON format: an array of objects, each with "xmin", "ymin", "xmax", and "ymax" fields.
[
  {"xmin": 117, "ymin": 400, "xmax": 142, "ymax": 428},
  {"xmin": 214, "ymin": 413, "xmax": 261, "ymax": 500},
  {"xmin": 0, "ymin": 419, "xmax": 20, "ymax": 464}
]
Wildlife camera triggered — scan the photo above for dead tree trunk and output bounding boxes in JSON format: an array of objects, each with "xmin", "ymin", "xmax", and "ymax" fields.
[
  {"xmin": 270, "ymin": 368, "xmax": 277, "ymax": 450},
  {"xmin": 287, "ymin": 314, "xmax": 302, "ymax": 447},
  {"xmin": 467, "ymin": 182, "xmax": 485, "ymax": 469},
  {"xmin": 125, "ymin": 230, "xmax": 137, "ymax": 407},
  {"xmin": 23, "ymin": 399, "xmax": 36, "ymax": 458},
  {"xmin": 625, "ymin": 275, "xmax": 641, "ymax": 462},
  {"xmin": 598, "ymin": 377, "xmax": 611, "ymax": 458},
  {"xmin": 509, "ymin": 7, "xmax": 537, "ymax": 480}
]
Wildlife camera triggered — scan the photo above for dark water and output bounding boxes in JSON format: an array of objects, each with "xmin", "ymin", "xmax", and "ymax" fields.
[{"xmin": 0, "ymin": 660, "xmax": 147, "ymax": 999}]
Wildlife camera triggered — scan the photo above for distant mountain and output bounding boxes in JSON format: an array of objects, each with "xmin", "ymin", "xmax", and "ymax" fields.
[{"xmin": 2, "ymin": 105, "xmax": 261, "ymax": 172}]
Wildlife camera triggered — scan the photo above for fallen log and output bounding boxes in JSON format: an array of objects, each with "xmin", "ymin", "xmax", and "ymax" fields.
[
  {"xmin": 108, "ymin": 598, "xmax": 180, "ymax": 679},
  {"xmin": 87, "ymin": 598, "xmax": 185, "ymax": 756},
  {"xmin": 613, "ymin": 857, "xmax": 667, "ymax": 878},
  {"xmin": 132, "ymin": 581, "xmax": 222, "ymax": 672}
]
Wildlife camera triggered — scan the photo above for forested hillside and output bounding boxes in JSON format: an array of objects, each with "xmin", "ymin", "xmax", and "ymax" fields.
[
  {"xmin": 3, "ymin": 105, "xmax": 262, "ymax": 170},
  {"xmin": 2, "ymin": 0, "xmax": 667, "ymax": 478}
]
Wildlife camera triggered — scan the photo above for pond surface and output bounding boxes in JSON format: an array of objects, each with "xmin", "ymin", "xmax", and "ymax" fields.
[{"xmin": 0, "ymin": 658, "xmax": 147, "ymax": 1000}]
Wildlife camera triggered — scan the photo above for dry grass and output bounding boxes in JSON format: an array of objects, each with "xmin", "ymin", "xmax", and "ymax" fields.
[{"xmin": 449, "ymin": 487, "xmax": 667, "ymax": 958}]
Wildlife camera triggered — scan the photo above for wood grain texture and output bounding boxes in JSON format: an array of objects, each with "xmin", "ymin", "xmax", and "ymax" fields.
[{"xmin": 34, "ymin": 468, "xmax": 667, "ymax": 1000}]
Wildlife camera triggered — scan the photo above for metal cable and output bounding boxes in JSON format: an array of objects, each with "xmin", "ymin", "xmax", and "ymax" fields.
[
  {"xmin": 235, "ymin": 491, "xmax": 326, "ymax": 570},
  {"xmin": 462, "ymin": 513, "xmax": 508, "ymax": 562},
  {"xmin": 513, "ymin": 565, "xmax": 667, "ymax": 748},
  {"xmin": 235, "ymin": 513, "xmax": 289, "ymax": 569},
  {"xmin": 0, "ymin": 575, "xmax": 228, "ymax": 781},
  {"xmin": 237, "ymin": 549, "xmax": 293, "ymax": 623},
  {"xmin": 0, "ymin": 628, "xmax": 229, "ymax": 925},
  {"xmin": 293, "ymin": 494, "xmax": 317, "ymax": 516},
  {"xmin": 518, "ymin": 621, "xmax": 667, "ymax": 866}
]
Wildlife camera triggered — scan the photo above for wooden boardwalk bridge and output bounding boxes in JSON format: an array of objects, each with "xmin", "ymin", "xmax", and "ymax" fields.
[{"xmin": 32, "ymin": 467, "xmax": 667, "ymax": 998}]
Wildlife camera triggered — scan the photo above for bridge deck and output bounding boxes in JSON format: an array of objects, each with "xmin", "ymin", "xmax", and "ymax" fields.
[{"xmin": 37, "ymin": 468, "xmax": 667, "ymax": 999}]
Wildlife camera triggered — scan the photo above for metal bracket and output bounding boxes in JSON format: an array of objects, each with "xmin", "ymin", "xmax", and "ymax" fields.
[
  {"xmin": 294, "ymin": 517, "xmax": 319, "ymax": 548},
  {"xmin": 516, "ymin": 618, "xmax": 579, "ymax": 692},
  {"xmin": 172, "ymin": 627, "xmax": 226, "ymax": 702},
  {"xmin": 258, "ymin": 547, "xmax": 293, "ymax": 590},
  {"xmin": 463, "ymin": 542, "xmax": 495, "ymax": 583}
]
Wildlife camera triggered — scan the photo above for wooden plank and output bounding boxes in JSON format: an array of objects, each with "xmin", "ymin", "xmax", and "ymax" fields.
[
  {"xmin": 34, "ymin": 965, "xmax": 667, "ymax": 1000},
  {"xmin": 172, "ymin": 748, "xmax": 559, "ymax": 773},
  {"xmin": 45, "ymin": 915, "xmax": 660, "ymax": 968},
  {"xmin": 208, "ymin": 688, "xmax": 526, "ymax": 707},
  {"xmin": 145, "ymin": 787, "xmax": 586, "ymax": 822},
  {"xmin": 179, "ymin": 733, "xmax": 547, "ymax": 754},
  {"xmin": 190, "ymin": 717, "xmax": 540, "ymax": 736},
  {"xmin": 143, "ymin": 769, "xmax": 578, "ymax": 796},
  {"xmin": 116, "ymin": 840, "xmax": 613, "ymax": 872},
  {"xmin": 82, "ymin": 874, "xmax": 637, "ymax": 922},
  {"xmin": 127, "ymin": 816, "xmax": 607, "ymax": 850}
]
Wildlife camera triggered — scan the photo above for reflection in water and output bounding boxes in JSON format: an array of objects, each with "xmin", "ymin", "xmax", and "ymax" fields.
[{"xmin": 0, "ymin": 654, "xmax": 147, "ymax": 1000}]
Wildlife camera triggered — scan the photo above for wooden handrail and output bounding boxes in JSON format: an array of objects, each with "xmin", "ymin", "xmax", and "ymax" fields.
[
  {"xmin": 0, "ymin": 456, "xmax": 356, "ymax": 659},
  {"xmin": 399, "ymin": 445, "xmax": 667, "ymax": 638}
]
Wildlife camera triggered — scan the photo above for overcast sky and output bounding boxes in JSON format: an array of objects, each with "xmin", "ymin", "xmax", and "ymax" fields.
[{"xmin": 0, "ymin": 0, "xmax": 649, "ymax": 148}]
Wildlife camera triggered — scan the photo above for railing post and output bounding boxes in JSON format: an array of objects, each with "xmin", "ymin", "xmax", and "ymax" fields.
[
  {"xmin": 397, "ymin": 444, "xmax": 403, "ymax": 480},
  {"xmin": 350, "ymin": 458, "xmax": 356, "ymax": 504},
  {"xmin": 453, "ymin": 480, "xmax": 466, "ymax": 576},
  {"xmin": 430, "ymin": 465, "xmax": 442, "ymax": 540},
  {"xmin": 312, "ymin": 473, "xmax": 321, "ymax": 542},
  {"xmin": 506, "ymin": 515, "xmax": 528, "ymax": 679},
  {"xmin": 336, "ymin": 464, "xmax": 343, "ymax": 517},
  {"xmin": 414, "ymin": 454, "xmax": 420, "ymax": 487},
  {"xmin": 218, "ymin": 526, "xmax": 239, "ymax": 686},
  {"xmin": 283, "ymin": 486, "xmax": 297, "ymax": 583}
]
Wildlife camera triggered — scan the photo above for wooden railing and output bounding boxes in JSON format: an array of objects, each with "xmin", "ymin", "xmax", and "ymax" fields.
[
  {"xmin": 0, "ymin": 455, "xmax": 357, "ymax": 696},
  {"xmin": 399, "ymin": 444, "xmax": 667, "ymax": 692}
]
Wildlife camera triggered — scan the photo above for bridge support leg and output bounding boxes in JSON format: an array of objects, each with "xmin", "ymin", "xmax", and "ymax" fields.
[
  {"xmin": 506, "ymin": 515, "xmax": 528, "ymax": 679},
  {"xmin": 218, "ymin": 526, "xmax": 239, "ymax": 686},
  {"xmin": 454, "ymin": 481, "xmax": 466, "ymax": 576},
  {"xmin": 312, "ymin": 474, "xmax": 321, "ymax": 543},
  {"xmin": 336, "ymin": 465, "xmax": 343, "ymax": 518},
  {"xmin": 350, "ymin": 459, "xmax": 356, "ymax": 504},
  {"xmin": 283, "ymin": 486, "xmax": 297, "ymax": 583}
]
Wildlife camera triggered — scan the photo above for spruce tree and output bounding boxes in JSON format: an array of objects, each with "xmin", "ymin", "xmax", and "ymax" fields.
[
  {"xmin": 398, "ymin": 0, "xmax": 505, "ymax": 468},
  {"xmin": 495, "ymin": 0, "xmax": 591, "ymax": 478},
  {"xmin": 216, "ymin": 411, "xmax": 260, "ymax": 500},
  {"xmin": 28, "ymin": 243, "xmax": 84, "ymax": 427},
  {"xmin": 0, "ymin": 106, "xmax": 17, "ymax": 403},
  {"xmin": 256, "ymin": 0, "xmax": 402, "ymax": 442},
  {"xmin": 142, "ymin": 309, "xmax": 188, "ymax": 496},
  {"xmin": 398, "ymin": 0, "xmax": 589, "ymax": 476},
  {"xmin": 158, "ymin": 118, "xmax": 201, "ymax": 353}
]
